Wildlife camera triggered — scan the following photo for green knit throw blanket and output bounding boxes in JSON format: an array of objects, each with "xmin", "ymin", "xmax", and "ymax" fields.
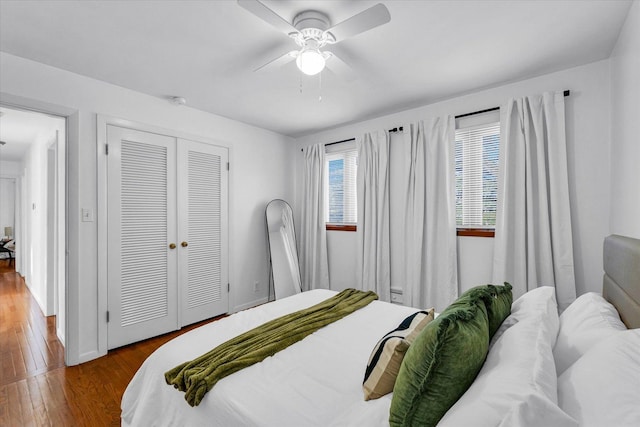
[{"xmin": 165, "ymin": 288, "xmax": 378, "ymax": 407}]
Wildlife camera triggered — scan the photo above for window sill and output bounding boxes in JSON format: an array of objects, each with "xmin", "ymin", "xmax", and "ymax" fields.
[
  {"xmin": 326, "ymin": 224, "xmax": 357, "ymax": 232},
  {"xmin": 457, "ymin": 228, "xmax": 495, "ymax": 238}
]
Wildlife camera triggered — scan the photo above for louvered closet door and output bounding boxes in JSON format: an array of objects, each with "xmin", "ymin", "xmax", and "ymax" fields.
[
  {"xmin": 107, "ymin": 126, "xmax": 178, "ymax": 349},
  {"xmin": 177, "ymin": 139, "xmax": 228, "ymax": 326}
]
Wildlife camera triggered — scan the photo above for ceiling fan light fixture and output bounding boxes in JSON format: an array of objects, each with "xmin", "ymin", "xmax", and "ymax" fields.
[{"xmin": 296, "ymin": 48, "xmax": 325, "ymax": 76}]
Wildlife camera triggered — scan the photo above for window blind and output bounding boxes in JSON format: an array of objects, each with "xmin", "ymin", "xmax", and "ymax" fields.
[
  {"xmin": 455, "ymin": 121, "xmax": 500, "ymax": 228},
  {"xmin": 325, "ymin": 143, "xmax": 357, "ymax": 224}
]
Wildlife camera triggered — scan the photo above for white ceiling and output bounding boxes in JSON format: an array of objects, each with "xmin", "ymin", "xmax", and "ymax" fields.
[{"xmin": 0, "ymin": 0, "xmax": 632, "ymax": 137}]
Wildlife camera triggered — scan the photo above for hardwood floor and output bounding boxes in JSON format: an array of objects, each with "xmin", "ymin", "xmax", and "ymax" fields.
[{"xmin": 0, "ymin": 264, "xmax": 222, "ymax": 426}]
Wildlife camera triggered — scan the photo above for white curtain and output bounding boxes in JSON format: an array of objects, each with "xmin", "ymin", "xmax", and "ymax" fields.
[
  {"xmin": 300, "ymin": 143, "xmax": 330, "ymax": 290},
  {"xmin": 356, "ymin": 131, "xmax": 391, "ymax": 302},
  {"xmin": 492, "ymin": 91, "xmax": 576, "ymax": 309},
  {"xmin": 401, "ymin": 117, "xmax": 458, "ymax": 311}
]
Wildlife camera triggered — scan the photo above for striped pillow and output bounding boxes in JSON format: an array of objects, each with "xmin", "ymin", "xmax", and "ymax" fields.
[{"xmin": 363, "ymin": 309, "xmax": 435, "ymax": 400}]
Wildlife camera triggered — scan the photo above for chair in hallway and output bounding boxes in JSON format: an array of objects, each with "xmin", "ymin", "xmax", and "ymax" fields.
[{"xmin": 0, "ymin": 240, "xmax": 14, "ymax": 266}]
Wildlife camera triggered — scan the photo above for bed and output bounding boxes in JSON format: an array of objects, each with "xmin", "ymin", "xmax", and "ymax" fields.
[{"xmin": 122, "ymin": 235, "xmax": 640, "ymax": 426}]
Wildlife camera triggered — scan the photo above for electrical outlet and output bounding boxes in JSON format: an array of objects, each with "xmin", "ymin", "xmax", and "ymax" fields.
[{"xmin": 253, "ymin": 281, "xmax": 260, "ymax": 293}]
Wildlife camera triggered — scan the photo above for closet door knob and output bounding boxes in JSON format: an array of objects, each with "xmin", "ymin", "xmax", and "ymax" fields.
[
  {"xmin": 169, "ymin": 243, "xmax": 176, "ymax": 249},
  {"xmin": 181, "ymin": 241, "xmax": 188, "ymax": 247}
]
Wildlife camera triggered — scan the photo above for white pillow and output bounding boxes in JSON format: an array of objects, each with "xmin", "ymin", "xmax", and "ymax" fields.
[
  {"xmin": 439, "ymin": 287, "xmax": 576, "ymax": 427},
  {"xmin": 558, "ymin": 329, "xmax": 640, "ymax": 427},
  {"xmin": 554, "ymin": 292, "xmax": 626, "ymax": 374},
  {"xmin": 490, "ymin": 286, "xmax": 560, "ymax": 349},
  {"xmin": 498, "ymin": 393, "xmax": 577, "ymax": 427}
]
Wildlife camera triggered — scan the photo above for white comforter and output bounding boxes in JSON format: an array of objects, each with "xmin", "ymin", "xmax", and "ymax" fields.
[{"xmin": 122, "ymin": 289, "xmax": 419, "ymax": 427}]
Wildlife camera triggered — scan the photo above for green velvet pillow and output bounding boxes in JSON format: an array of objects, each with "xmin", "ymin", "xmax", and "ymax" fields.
[
  {"xmin": 389, "ymin": 294, "xmax": 489, "ymax": 427},
  {"xmin": 460, "ymin": 282, "xmax": 513, "ymax": 338},
  {"xmin": 486, "ymin": 282, "xmax": 513, "ymax": 337}
]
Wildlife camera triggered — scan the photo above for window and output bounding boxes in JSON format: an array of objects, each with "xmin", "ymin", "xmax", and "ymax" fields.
[
  {"xmin": 455, "ymin": 118, "xmax": 500, "ymax": 236},
  {"xmin": 325, "ymin": 143, "xmax": 357, "ymax": 231}
]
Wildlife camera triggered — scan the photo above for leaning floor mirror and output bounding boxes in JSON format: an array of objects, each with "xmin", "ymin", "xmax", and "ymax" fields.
[{"xmin": 266, "ymin": 199, "xmax": 302, "ymax": 300}]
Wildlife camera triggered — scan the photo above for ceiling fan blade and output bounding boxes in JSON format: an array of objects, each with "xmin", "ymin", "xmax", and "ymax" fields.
[
  {"xmin": 254, "ymin": 50, "xmax": 297, "ymax": 72},
  {"xmin": 237, "ymin": 0, "xmax": 298, "ymax": 36},
  {"xmin": 325, "ymin": 3, "xmax": 390, "ymax": 43},
  {"xmin": 324, "ymin": 52, "xmax": 357, "ymax": 81}
]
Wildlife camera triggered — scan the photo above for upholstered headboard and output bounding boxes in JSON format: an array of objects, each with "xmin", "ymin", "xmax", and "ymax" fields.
[{"xmin": 603, "ymin": 234, "xmax": 640, "ymax": 329}]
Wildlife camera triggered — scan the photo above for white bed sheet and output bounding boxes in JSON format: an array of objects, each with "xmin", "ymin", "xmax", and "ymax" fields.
[{"xmin": 122, "ymin": 289, "xmax": 419, "ymax": 427}]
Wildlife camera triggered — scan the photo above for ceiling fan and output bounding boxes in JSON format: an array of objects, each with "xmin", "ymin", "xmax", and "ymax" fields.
[{"xmin": 237, "ymin": 0, "xmax": 391, "ymax": 77}]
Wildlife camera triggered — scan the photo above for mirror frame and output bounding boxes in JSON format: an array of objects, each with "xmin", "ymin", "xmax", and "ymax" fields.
[{"xmin": 265, "ymin": 199, "xmax": 302, "ymax": 300}]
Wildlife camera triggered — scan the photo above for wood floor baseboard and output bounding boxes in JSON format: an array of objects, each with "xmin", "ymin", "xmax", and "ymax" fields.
[{"xmin": 0, "ymin": 268, "xmax": 222, "ymax": 425}]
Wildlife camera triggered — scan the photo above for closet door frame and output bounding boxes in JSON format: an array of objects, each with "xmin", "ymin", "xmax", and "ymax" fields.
[{"xmin": 97, "ymin": 115, "xmax": 232, "ymax": 357}]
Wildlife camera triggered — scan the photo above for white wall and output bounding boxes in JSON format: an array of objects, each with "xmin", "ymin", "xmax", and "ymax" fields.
[
  {"xmin": 22, "ymin": 127, "xmax": 60, "ymax": 315},
  {"xmin": 610, "ymin": 0, "xmax": 640, "ymax": 238},
  {"xmin": 295, "ymin": 59, "xmax": 612, "ymax": 301},
  {"xmin": 1, "ymin": 52, "xmax": 294, "ymax": 364},
  {"xmin": 1, "ymin": 161, "xmax": 25, "ymax": 273},
  {"xmin": 0, "ymin": 178, "xmax": 16, "ymax": 238},
  {"xmin": 326, "ymin": 229, "xmax": 357, "ymax": 291},
  {"xmin": 0, "ymin": 161, "xmax": 21, "ymax": 246},
  {"xmin": 0, "ymin": 160, "xmax": 22, "ymax": 176}
]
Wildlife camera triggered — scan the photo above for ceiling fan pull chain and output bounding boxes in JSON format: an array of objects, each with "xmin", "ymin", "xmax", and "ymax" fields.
[
  {"xmin": 318, "ymin": 72, "xmax": 322, "ymax": 102},
  {"xmin": 299, "ymin": 73, "xmax": 303, "ymax": 94}
]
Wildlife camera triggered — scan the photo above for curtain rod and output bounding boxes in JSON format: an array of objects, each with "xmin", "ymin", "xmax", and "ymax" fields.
[
  {"xmin": 455, "ymin": 90, "xmax": 570, "ymax": 119},
  {"xmin": 313, "ymin": 90, "xmax": 571, "ymax": 148},
  {"xmin": 300, "ymin": 137, "xmax": 355, "ymax": 151},
  {"xmin": 325, "ymin": 137, "xmax": 356, "ymax": 147}
]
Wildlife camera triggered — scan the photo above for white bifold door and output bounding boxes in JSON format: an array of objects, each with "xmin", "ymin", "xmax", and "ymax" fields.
[{"xmin": 107, "ymin": 125, "xmax": 228, "ymax": 349}]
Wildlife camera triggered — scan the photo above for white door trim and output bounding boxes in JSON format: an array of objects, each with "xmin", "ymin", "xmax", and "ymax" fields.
[{"xmin": 0, "ymin": 93, "xmax": 74, "ymax": 364}]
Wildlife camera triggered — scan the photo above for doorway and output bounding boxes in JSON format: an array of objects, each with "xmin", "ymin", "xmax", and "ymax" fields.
[{"xmin": 0, "ymin": 105, "xmax": 67, "ymax": 347}]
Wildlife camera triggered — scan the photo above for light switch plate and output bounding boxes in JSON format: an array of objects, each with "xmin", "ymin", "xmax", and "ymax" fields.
[{"xmin": 82, "ymin": 208, "xmax": 94, "ymax": 222}]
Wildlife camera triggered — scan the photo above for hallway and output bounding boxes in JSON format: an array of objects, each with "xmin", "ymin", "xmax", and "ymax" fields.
[
  {"xmin": 0, "ymin": 265, "xmax": 64, "ymax": 390},
  {"xmin": 0, "ymin": 264, "xmax": 221, "ymax": 426}
]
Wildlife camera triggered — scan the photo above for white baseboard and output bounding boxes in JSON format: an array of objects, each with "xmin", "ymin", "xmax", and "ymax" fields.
[
  {"xmin": 78, "ymin": 349, "xmax": 104, "ymax": 364},
  {"xmin": 56, "ymin": 328, "xmax": 65, "ymax": 346},
  {"xmin": 233, "ymin": 296, "xmax": 269, "ymax": 313}
]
